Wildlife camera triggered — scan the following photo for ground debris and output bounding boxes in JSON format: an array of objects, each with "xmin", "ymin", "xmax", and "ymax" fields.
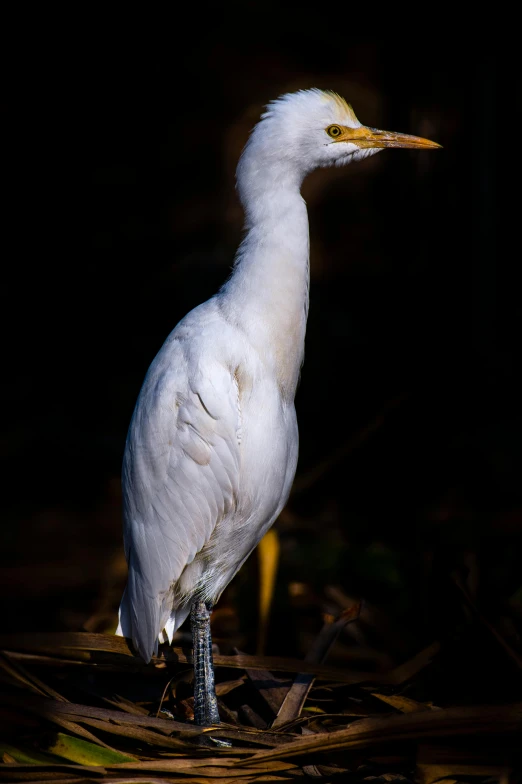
[{"xmin": 1, "ymin": 629, "xmax": 521, "ymax": 784}]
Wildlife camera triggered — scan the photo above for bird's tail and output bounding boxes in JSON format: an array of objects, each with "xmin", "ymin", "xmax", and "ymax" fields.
[
  {"xmin": 116, "ymin": 584, "xmax": 191, "ymax": 659},
  {"xmin": 159, "ymin": 604, "xmax": 192, "ymax": 645}
]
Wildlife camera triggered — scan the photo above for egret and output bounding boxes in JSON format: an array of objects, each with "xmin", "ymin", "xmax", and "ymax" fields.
[{"xmin": 116, "ymin": 88, "xmax": 440, "ymax": 725}]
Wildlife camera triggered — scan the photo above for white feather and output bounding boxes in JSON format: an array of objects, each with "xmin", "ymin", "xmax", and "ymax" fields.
[{"xmin": 117, "ymin": 89, "xmax": 389, "ymax": 662}]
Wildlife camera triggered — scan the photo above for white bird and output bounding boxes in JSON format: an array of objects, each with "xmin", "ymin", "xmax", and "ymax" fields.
[{"xmin": 116, "ymin": 88, "xmax": 440, "ymax": 725}]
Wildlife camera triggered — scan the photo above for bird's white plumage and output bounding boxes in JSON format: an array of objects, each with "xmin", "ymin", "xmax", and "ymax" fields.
[{"xmin": 117, "ymin": 89, "xmax": 385, "ymax": 661}]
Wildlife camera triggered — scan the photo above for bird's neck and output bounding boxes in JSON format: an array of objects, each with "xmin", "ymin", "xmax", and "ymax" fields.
[{"xmin": 218, "ymin": 169, "xmax": 310, "ymax": 400}]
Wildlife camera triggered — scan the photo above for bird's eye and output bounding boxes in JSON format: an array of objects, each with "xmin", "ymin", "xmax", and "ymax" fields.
[{"xmin": 326, "ymin": 125, "xmax": 342, "ymax": 139}]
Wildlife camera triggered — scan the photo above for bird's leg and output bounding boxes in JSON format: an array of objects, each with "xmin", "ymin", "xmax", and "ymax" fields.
[{"xmin": 191, "ymin": 600, "xmax": 220, "ymax": 726}]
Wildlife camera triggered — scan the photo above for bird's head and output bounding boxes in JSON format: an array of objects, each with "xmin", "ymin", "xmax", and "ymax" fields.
[{"xmin": 238, "ymin": 88, "xmax": 440, "ymax": 193}]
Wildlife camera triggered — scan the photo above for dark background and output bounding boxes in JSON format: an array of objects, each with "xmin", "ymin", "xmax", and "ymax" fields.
[{"xmin": 3, "ymin": 13, "xmax": 517, "ymax": 694}]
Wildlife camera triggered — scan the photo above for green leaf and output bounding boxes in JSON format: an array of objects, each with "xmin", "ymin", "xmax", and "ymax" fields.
[
  {"xmin": 45, "ymin": 732, "xmax": 136, "ymax": 765},
  {"xmin": 0, "ymin": 742, "xmax": 64, "ymax": 764}
]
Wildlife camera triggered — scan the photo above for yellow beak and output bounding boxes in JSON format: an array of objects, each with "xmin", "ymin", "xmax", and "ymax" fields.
[{"xmin": 337, "ymin": 125, "xmax": 441, "ymax": 149}]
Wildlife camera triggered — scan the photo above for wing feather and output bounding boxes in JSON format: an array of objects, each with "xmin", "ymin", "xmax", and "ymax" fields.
[{"xmin": 118, "ymin": 352, "xmax": 240, "ymax": 662}]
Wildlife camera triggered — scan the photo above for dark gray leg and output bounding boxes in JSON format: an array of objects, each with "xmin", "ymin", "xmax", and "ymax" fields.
[{"xmin": 191, "ymin": 601, "xmax": 220, "ymax": 726}]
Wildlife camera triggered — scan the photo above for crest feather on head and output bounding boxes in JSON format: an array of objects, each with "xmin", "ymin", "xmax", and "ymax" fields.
[{"xmin": 322, "ymin": 90, "xmax": 360, "ymax": 124}]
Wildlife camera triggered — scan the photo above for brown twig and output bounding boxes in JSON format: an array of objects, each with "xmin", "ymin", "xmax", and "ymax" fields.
[
  {"xmin": 236, "ymin": 702, "xmax": 522, "ymax": 764},
  {"xmin": 271, "ymin": 602, "xmax": 362, "ymax": 727}
]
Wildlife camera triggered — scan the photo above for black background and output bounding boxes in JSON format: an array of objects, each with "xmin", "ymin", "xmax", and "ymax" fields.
[{"xmin": 3, "ymin": 12, "xmax": 515, "ymax": 677}]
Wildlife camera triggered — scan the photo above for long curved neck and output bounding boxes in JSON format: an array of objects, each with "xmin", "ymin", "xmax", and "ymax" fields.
[{"xmin": 218, "ymin": 160, "xmax": 310, "ymax": 400}]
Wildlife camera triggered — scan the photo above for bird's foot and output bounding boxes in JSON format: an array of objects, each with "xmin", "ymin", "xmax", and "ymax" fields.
[
  {"xmin": 191, "ymin": 600, "xmax": 221, "ymax": 726},
  {"xmin": 196, "ymin": 735, "xmax": 232, "ymax": 748}
]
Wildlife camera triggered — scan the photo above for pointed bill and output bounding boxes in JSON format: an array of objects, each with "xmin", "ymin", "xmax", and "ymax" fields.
[{"xmin": 334, "ymin": 125, "xmax": 441, "ymax": 149}]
